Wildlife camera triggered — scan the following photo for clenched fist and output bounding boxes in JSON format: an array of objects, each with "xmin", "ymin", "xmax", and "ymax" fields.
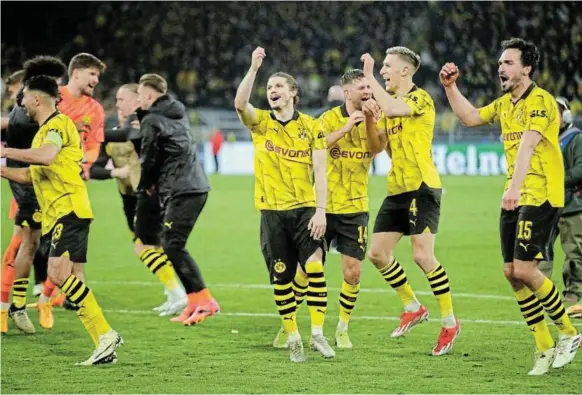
[
  {"xmin": 360, "ymin": 53, "xmax": 375, "ymax": 78},
  {"xmin": 439, "ymin": 62, "xmax": 459, "ymax": 87},
  {"xmin": 362, "ymin": 99, "xmax": 381, "ymax": 121},
  {"xmin": 251, "ymin": 47, "xmax": 266, "ymax": 71}
]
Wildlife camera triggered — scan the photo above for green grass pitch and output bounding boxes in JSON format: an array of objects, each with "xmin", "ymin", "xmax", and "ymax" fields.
[{"xmin": 1, "ymin": 175, "xmax": 580, "ymax": 393}]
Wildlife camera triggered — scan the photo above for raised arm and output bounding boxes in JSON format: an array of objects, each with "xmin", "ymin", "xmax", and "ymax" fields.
[
  {"xmin": 362, "ymin": 99, "xmax": 387, "ymax": 154},
  {"xmin": 440, "ymin": 63, "xmax": 487, "ymax": 127},
  {"xmin": 1, "ymin": 166, "xmax": 32, "ymax": 184},
  {"xmin": 360, "ymin": 54, "xmax": 412, "ymax": 118},
  {"xmin": 234, "ymin": 47, "xmax": 265, "ymax": 124}
]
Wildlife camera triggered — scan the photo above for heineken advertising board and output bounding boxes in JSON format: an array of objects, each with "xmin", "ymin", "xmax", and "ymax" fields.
[{"xmin": 204, "ymin": 142, "xmax": 508, "ymax": 176}]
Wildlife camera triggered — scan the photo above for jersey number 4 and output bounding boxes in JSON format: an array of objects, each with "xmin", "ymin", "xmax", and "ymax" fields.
[{"xmin": 409, "ymin": 199, "xmax": 418, "ymax": 216}]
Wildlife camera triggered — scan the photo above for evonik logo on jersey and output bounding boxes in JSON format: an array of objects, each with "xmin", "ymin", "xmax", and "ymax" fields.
[
  {"xmin": 265, "ymin": 140, "xmax": 310, "ymax": 158},
  {"xmin": 329, "ymin": 146, "xmax": 372, "ymax": 160}
]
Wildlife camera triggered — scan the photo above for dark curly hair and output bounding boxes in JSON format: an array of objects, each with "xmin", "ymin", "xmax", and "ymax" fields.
[
  {"xmin": 22, "ymin": 56, "xmax": 67, "ymax": 82},
  {"xmin": 500, "ymin": 38, "xmax": 540, "ymax": 78}
]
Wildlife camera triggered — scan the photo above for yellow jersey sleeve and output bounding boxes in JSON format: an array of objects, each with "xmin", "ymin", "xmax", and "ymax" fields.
[
  {"xmin": 316, "ymin": 113, "xmax": 334, "ymax": 137},
  {"xmin": 311, "ymin": 118, "xmax": 327, "ymax": 150},
  {"xmin": 375, "ymin": 116, "xmax": 388, "ymax": 137},
  {"xmin": 525, "ymin": 94, "xmax": 554, "ymax": 137},
  {"xmin": 239, "ymin": 108, "xmax": 270, "ymax": 134},
  {"xmin": 479, "ymin": 98, "xmax": 500, "ymax": 124},
  {"xmin": 403, "ymin": 91, "xmax": 429, "ymax": 116}
]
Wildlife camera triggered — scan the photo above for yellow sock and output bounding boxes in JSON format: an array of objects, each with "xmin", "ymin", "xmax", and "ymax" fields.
[
  {"xmin": 139, "ymin": 247, "xmax": 180, "ymax": 291},
  {"xmin": 378, "ymin": 258, "xmax": 419, "ymax": 311},
  {"xmin": 12, "ymin": 278, "xmax": 28, "ymax": 309},
  {"xmin": 426, "ymin": 264, "xmax": 455, "ymax": 326},
  {"xmin": 274, "ymin": 282, "xmax": 298, "ymax": 334},
  {"xmin": 534, "ymin": 277, "xmax": 577, "ymax": 336},
  {"xmin": 516, "ymin": 287, "xmax": 555, "ymax": 351},
  {"xmin": 305, "ymin": 261, "xmax": 327, "ymax": 330},
  {"xmin": 61, "ymin": 275, "xmax": 112, "ymax": 342},
  {"xmin": 338, "ymin": 280, "xmax": 360, "ymax": 328},
  {"xmin": 292, "ymin": 270, "xmax": 309, "ymax": 310}
]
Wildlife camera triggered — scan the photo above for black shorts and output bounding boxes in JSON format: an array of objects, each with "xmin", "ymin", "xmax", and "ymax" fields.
[
  {"xmin": 325, "ymin": 213, "xmax": 369, "ymax": 261},
  {"xmin": 15, "ymin": 205, "xmax": 42, "ymax": 230},
  {"xmin": 500, "ymin": 201, "xmax": 561, "ymax": 263},
  {"xmin": 373, "ymin": 183, "xmax": 441, "ymax": 235},
  {"xmin": 260, "ymin": 207, "xmax": 326, "ymax": 284},
  {"xmin": 48, "ymin": 213, "xmax": 91, "ymax": 263},
  {"xmin": 134, "ymin": 192, "xmax": 163, "ymax": 245}
]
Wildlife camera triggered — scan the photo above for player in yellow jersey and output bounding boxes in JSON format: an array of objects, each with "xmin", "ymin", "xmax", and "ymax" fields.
[
  {"xmin": 235, "ymin": 47, "xmax": 333, "ymax": 362},
  {"xmin": 360, "ymin": 47, "xmax": 460, "ymax": 356},
  {"xmin": 441, "ymin": 37, "xmax": 580, "ymax": 374},
  {"xmin": 1, "ymin": 76, "xmax": 123, "ymax": 365},
  {"xmin": 313, "ymin": 69, "xmax": 387, "ymax": 348}
]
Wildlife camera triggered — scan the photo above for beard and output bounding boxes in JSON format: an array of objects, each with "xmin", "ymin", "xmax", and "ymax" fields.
[{"xmin": 501, "ymin": 76, "xmax": 520, "ymax": 94}]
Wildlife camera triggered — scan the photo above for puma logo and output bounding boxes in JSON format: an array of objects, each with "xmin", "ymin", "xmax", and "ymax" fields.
[
  {"xmin": 283, "ymin": 317, "xmax": 293, "ymax": 321},
  {"xmin": 164, "ymin": 221, "xmax": 173, "ymax": 229},
  {"xmin": 409, "ymin": 219, "xmax": 417, "ymax": 226},
  {"xmin": 519, "ymin": 242, "xmax": 530, "ymax": 251},
  {"xmin": 316, "ymin": 309, "xmax": 326, "ymax": 314}
]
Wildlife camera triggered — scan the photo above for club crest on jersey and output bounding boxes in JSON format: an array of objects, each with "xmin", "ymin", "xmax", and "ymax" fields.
[
  {"xmin": 82, "ymin": 115, "xmax": 92, "ymax": 125},
  {"xmin": 298, "ymin": 129, "xmax": 308, "ymax": 139},
  {"xmin": 33, "ymin": 211, "xmax": 42, "ymax": 223},
  {"xmin": 515, "ymin": 108, "xmax": 525, "ymax": 125}
]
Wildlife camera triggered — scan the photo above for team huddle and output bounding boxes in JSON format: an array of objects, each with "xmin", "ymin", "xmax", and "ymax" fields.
[{"xmin": 0, "ymin": 37, "xmax": 580, "ymax": 374}]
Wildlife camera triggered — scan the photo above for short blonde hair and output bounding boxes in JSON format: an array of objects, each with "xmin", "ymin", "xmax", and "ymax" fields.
[
  {"xmin": 6, "ymin": 70, "xmax": 24, "ymax": 85},
  {"xmin": 386, "ymin": 46, "xmax": 421, "ymax": 71},
  {"xmin": 120, "ymin": 83, "xmax": 139, "ymax": 94},
  {"xmin": 139, "ymin": 74, "xmax": 167, "ymax": 94}
]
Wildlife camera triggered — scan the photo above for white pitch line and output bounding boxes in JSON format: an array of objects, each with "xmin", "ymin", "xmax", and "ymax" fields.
[
  {"xmin": 96, "ymin": 309, "xmax": 582, "ymax": 327},
  {"xmin": 90, "ymin": 280, "xmax": 514, "ymax": 301}
]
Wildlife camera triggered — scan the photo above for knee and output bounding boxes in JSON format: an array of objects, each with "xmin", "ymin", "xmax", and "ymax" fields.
[
  {"xmin": 343, "ymin": 258, "xmax": 362, "ymax": 284},
  {"xmin": 47, "ymin": 257, "xmax": 72, "ymax": 286},
  {"xmin": 412, "ymin": 250, "xmax": 435, "ymax": 268},
  {"xmin": 503, "ymin": 265, "xmax": 514, "ymax": 282},
  {"xmin": 512, "ymin": 261, "xmax": 534, "ymax": 283},
  {"xmin": 367, "ymin": 247, "xmax": 389, "ymax": 267}
]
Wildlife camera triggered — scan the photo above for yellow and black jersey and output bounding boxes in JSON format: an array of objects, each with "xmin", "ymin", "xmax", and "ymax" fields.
[
  {"xmin": 383, "ymin": 86, "xmax": 441, "ymax": 196},
  {"xmin": 479, "ymin": 83, "xmax": 563, "ymax": 207},
  {"xmin": 30, "ymin": 112, "xmax": 94, "ymax": 235},
  {"xmin": 239, "ymin": 108, "xmax": 326, "ymax": 211},
  {"xmin": 318, "ymin": 105, "xmax": 386, "ymax": 213}
]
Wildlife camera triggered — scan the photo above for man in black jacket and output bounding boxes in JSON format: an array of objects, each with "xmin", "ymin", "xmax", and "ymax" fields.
[
  {"xmin": 91, "ymin": 83, "xmax": 185, "ymax": 315},
  {"xmin": 539, "ymin": 97, "xmax": 582, "ymax": 303},
  {"xmin": 134, "ymin": 74, "xmax": 218, "ymax": 326}
]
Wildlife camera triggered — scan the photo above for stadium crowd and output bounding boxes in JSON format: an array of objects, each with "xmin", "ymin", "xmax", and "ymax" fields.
[{"xmin": 1, "ymin": 2, "xmax": 581, "ymax": 113}]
